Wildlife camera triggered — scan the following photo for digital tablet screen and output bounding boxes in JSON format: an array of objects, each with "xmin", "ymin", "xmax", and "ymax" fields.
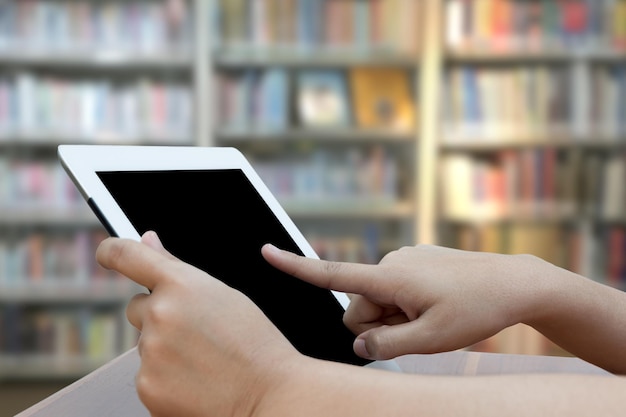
[{"xmin": 97, "ymin": 169, "xmax": 370, "ymax": 366}]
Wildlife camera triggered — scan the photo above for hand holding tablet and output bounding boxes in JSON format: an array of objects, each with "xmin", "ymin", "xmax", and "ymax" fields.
[{"xmin": 59, "ymin": 144, "xmax": 400, "ymax": 371}]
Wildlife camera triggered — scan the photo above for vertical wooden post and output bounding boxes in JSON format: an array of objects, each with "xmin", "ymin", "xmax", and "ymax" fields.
[{"xmin": 416, "ymin": 0, "xmax": 444, "ymax": 244}]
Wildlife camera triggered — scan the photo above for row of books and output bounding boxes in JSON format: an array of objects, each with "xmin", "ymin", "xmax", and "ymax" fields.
[
  {"xmin": 251, "ymin": 146, "xmax": 399, "ymax": 206},
  {"xmin": 439, "ymin": 150, "xmax": 626, "ymax": 221},
  {"xmin": 446, "ymin": 0, "xmax": 626, "ymax": 52},
  {"xmin": 215, "ymin": 0, "xmax": 420, "ymax": 53},
  {"xmin": 0, "ymin": 157, "xmax": 83, "ymax": 210},
  {"xmin": 217, "ymin": 67, "xmax": 416, "ymax": 132},
  {"xmin": 306, "ymin": 230, "xmax": 381, "ymax": 265},
  {"xmin": 590, "ymin": 65, "xmax": 626, "ymax": 136},
  {"xmin": 449, "ymin": 223, "xmax": 626, "ymax": 287},
  {"xmin": 0, "ymin": 0, "xmax": 191, "ymax": 53},
  {"xmin": 442, "ymin": 65, "xmax": 626, "ymax": 141},
  {"xmin": 0, "ymin": 72, "xmax": 193, "ymax": 141},
  {"xmin": 0, "ymin": 305, "xmax": 133, "ymax": 359},
  {"xmin": 442, "ymin": 65, "xmax": 570, "ymax": 141},
  {"xmin": 0, "ymin": 230, "xmax": 121, "ymax": 286}
]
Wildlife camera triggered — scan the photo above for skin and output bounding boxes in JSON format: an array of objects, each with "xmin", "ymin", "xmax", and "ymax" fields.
[{"xmin": 96, "ymin": 231, "xmax": 626, "ymax": 417}]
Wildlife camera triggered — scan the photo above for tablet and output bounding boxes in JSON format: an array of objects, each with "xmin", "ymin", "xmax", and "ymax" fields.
[{"xmin": 58, "ymin": 145, "xmax": 401, "ymax": 372}]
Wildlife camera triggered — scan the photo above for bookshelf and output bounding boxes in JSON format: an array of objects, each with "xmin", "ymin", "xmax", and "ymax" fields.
[
  {"xmin": 210, "ymin": 0, "xmax": 427, "ymax": 263},
  {"xmin": 0, "ymin": 0, "xmax": 431, "ymax": 383},
  {"xmin": 0, "ymin": 0, "xmax": 196, "ymax": 382},
  {"xmin": 438, "ymin": 0, "xmax": 626, "ymax": 356},
  {"xmin": 3, "ymin": 0, "xmax": 624, "ymax": 387}
]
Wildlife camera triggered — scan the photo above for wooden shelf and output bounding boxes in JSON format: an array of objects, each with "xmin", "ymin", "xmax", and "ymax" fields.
[
  {"xmin": 0, "ymin": 208, "xmax": 99, "ymax": 227},
  {"xmin": 0, "ymin": 133, "xmax": 194, "ymax": 148},
  {"xmin": 213, "ymin": 48, "xmax": 418, "ymax": 68},
  {"xmin": 440, "ymin": 214, "xmax": 626, "ymax": 226},
  {"xmin": 440, "ymin": 138, "xmax": 626, "ymax": 152},
  {"xmin": 216, "ymin": 128, "xmax": 416, "ymax": 144},
  {"xmin": 445, "ymin": 48, "xmax": 626, "ymax": 64},
  {"xmin": 0, "ymin": 354, "xmax": 114, "ymax": 381},
  {"xmin": 282, "ymin": 200, "xmax": 414, "ymax": 220},
  {"xmin": 0, "ymin": 50, "xmax": 193, "ymax": 70},
  {"xmin": 0, "ymin": 281, "xmax": 139, "ymax": 304}
]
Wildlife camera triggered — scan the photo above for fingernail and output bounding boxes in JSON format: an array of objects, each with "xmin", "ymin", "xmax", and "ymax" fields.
[
  {"xmin": 353, "ymin": 338, "xmax": 372, "ymax": 359},
  {"xmin": 144, "ymin": 231, "xmax": 163, "ymax": 248},
  {"xmin": 264, "ymin": 243, "xmax": 280, "ymax": 254}
]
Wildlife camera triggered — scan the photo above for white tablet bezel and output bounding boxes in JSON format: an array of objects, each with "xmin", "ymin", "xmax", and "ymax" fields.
[{"xmin": 58, "ymin": 144, "xmax": 401, "ymax": 372}]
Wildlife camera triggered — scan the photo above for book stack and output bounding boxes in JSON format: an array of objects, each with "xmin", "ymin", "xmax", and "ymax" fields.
[
  {"xmin": 442, "ymin": 65, "xmax": 572, "ymax": 142},
  {"xmin": 217, "ymin": 69, "xmax": 289, "ymax": 131},
  {"xmin": 590, "ymin": 64, "xmax": 626, "ymax": 139},
  {"xmin": 0, "ymin": 72, "xmax": 193, "ymax": 142},
  {"xmin": 0, "ymin": 157, "xmax": 82, "ymax": 210},
  {"xmin": 215, "ymin": 0, "xmax": 420, "ymax": 54},
  {"xmin": 0, "ymin": 0, "xmax": 191, "ymax": 53},
  {"xmin": 446, "ymin": 0, "xmax": 626, "ymax": 53},
  {"xmin": 251, "ymin": 146, "xmax": 399, "ymax": 207},
  {"xmin": 306, "ymin": 223, "xmax": 382, "ymax": 264},
  {"xmin": 439, "ymin": 148, "xmax": 580, "ymax": 221},
  {"xmin": 0, "ymin": 230, "xmax": 122, "ymax": 287},
  {"xmin": 217, "ymin": 67, "xmax": 417, "ymax": 133},
  {"xmin": 0, "ymin": 305, "xmax": 127, "ymax": 361}
]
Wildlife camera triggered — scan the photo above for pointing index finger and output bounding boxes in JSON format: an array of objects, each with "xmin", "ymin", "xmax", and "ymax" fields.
[{"xmin": 261, "ymin": 244, "xmax": 381, "ymax": 297}]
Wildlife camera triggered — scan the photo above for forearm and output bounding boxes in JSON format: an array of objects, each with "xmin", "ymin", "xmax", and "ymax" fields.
[
  {"xmin": 256, "ymin": 358, "xmax": 625, "ymax": 417},
  {"xmin": 523, "ymin": 259, "xmax": 626, "ymax": 374}
]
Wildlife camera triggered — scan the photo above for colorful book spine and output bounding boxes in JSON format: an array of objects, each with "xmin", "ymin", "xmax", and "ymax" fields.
[{"xmin": 445, "ymin": 0, "xmax": 626, "ymax": 52}]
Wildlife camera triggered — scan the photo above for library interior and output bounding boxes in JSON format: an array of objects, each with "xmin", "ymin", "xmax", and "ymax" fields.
[{"xmin": 0, "ymin": 0, "xmax": 625, "ymax": 415}]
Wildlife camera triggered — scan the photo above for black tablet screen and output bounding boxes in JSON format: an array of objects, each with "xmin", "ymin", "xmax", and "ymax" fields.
[{"xmin": 97, "ymin": 169, "xmax": 370, "ymax": 366}]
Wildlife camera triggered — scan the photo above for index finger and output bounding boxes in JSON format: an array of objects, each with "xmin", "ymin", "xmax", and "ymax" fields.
[
  {"xmin": 96, "ymin": 237, "xmax": 177, "ymax": 291},
  {"xmin": 261, "ymin": 244, "xmax": 382, "ymax": 297}
]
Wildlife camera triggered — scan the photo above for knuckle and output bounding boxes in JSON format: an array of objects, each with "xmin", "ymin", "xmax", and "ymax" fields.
[
  {"xmin": 321, "ymin": 260, "xmax": 342, "ymax": 276},
  {"xmin": 107, "ymin": 239, "xmax": 132, "ymax": 268},
  {"xmin": 342, "ymin": 310, "xmax": 358, "ymax": 333},
  {"xmin": 137, "ymin": 335, "xmax": 158, "ymax": 358},
  {"xmin": 145, "ymin": 300, "xmax": 172, "ymax": 326},
  {"xmin": 135, "ymin": 372, "xmax": 161, "ymax": 408},
  {"xmin": 366, "ymin": 331, "xmax": 390, "ymax": 359}
]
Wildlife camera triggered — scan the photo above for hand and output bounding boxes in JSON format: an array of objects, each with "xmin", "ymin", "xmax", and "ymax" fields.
[
  {"xmin": 262, "ymin": 244, "xmax": 555, "ymax": 360},
  {"xmin": 96, "ymin": 232, "xmax": 302, "ymax": 417}
]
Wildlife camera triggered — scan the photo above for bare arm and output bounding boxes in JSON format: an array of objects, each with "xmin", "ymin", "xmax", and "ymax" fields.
[
  {"xmin": 525, "ymin": 262, "xmax": 626, "ymax": 375},
  {"xmin": 258, "ymin": 360, "xmax": 625, "ymax": 417}
]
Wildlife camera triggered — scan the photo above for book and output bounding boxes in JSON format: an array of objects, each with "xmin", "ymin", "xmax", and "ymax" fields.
[
  {"xmin": 440, "ymin": 154, "xmax": 474, "ymax": 220},
  {"xmin": 255, "ymin": 68, "xmax": 289, "ymax": 130},
  {"xmin": 446, "ymin": 0, "xmax": 464, "ymax": 49},
  {"xmin": 607, "ymin": 227, "xmax": 625, "ymax": 286},
  {"xmin": 353, "ymin": 0, "xmax": 370, "ymax": 49},
  {"xmin": 296, "ymin": 0, "xmax": 324, "ymax": 48},
  {"xmin": 219, "ymin": 0, "xmax": 248, "ymax": 47},
  {"xmin": 348, "ymin": 67, "xmax": 416, "ymax": 131},
  {"xmin": 296, "ymin": 69, "xmax": 350, "ymax": 128},
  {"xmin": 601, "ymin": 153, "xmax": 626, "ymax": 221}
]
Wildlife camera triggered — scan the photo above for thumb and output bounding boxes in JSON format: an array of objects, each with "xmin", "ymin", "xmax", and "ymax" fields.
[
  {"xmin": 141, "ymin": 231, "xmax": 178, "ymax": 261},
  {"xmin": 354, "ymin": 317, "xmax": 444, "ymax": 360}
]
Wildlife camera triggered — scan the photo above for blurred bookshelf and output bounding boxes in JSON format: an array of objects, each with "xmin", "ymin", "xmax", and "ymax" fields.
[
  {"xmin": 439, "ymin": 0, "xmax": 626, "ymax": 356},
  {"xmin": 0, "ymin": 0, "xmax": 427, "ymax": 387},
  {"xmin": 2, "ymin": 0, "xmax": 626, "ymax": 393},
  {"xmin": 0, "ymin": 0, "xmax": 194, "ymax": 385},
  {"xmin": 210, "ymin": 0, "xmax": 425, "ymax": 264}
]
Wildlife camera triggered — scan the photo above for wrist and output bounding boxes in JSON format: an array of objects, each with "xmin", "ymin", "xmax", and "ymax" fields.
[
  {"xmin": 515, "ymin": 254, "xmax": 579, "ymax": 329},
  {"xmin": 243, "ymin": 351, "xmax": 314, "ymax": 417}
]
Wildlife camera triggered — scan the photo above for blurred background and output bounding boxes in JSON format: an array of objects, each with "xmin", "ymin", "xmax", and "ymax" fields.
[{"xmin": 0, "ymin": 0, "xmax": 624, "ymax": 415}]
